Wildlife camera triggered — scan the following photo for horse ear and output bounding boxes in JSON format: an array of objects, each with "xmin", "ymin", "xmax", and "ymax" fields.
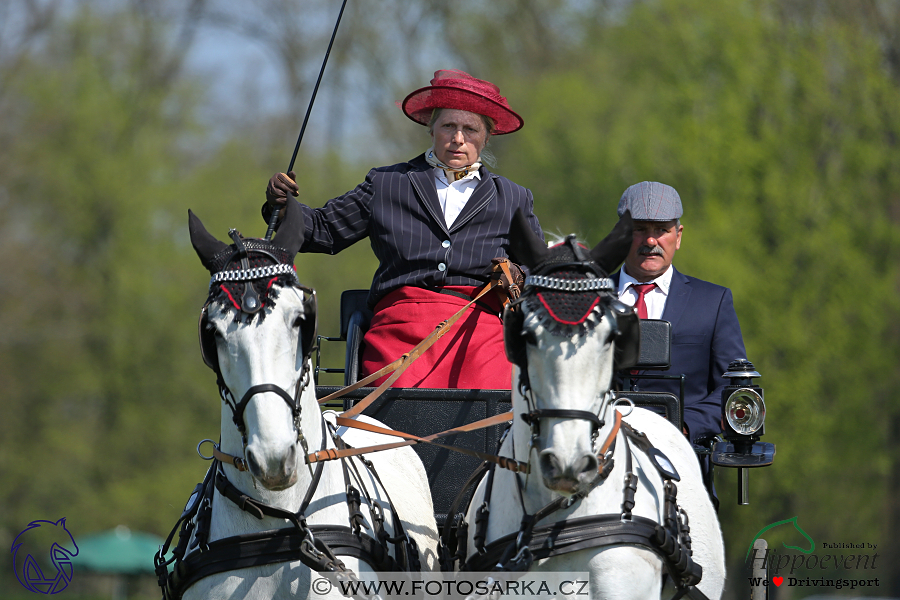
[
  {"xmin": 590, "ymin": 210, "xmax": 633, "ymax": 274},
  {"xmin": 509, "ymin": 208, "xmax": 550, "ymax": 269},
  {"xmin": 271, "ymin": 198, "xmax": 306, "ymax": 257},
  {"xmin": 188, "ymin": 209, "xmax": 228, "ymax": 271}
]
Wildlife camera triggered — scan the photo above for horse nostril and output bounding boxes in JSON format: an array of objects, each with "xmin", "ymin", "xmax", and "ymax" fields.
[
  {"xmin": 574, "ymin": 454, "xmax": 599, "ymax": 479},
  {"xmin": 282, "ymin": 444, "xmax": 297, "ymax": 475},
  {"xmin": 539, "ymin": 451, "xmax": 563, "ymax": 479},
  {"xmin": 245, "ymin": 449, "xmax": 262, "ymax": 476}
]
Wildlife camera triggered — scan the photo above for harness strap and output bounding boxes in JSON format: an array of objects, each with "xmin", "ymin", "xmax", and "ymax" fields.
[
  {"xmin": 355, "ymin": 453, "xmax": 422, "ymax": 572},
  {"xmin": 522, "ymin": 408, "xmax": 604, "ymax": 431},
  {"xmin": 461, "ymin": 513, "xmax": 661, "ymax": 571},
  {"xmin": 215, "ymin": 468, "xmax": 298, "ymax": 525},
  {"xmin": 318, "ymin": 282, "xmax": 499, "ymax": 414},
  {"xmin": 167, "ymin": 525, "xmax": 405, "ymax": 599},
  {"xmin": 437, "ymin": 461, "xmax": 491, "ymax": 571},
  {"xmin": 459, "ymin": 513, "xmax": 708, "ymax": 600},
  {"xmin": 473, "ymin": 461, "xmax": 497, "ymax": 555},
  {"xmin": 213, "ymin": 446, "xmax": 248, "ymax": 471}
]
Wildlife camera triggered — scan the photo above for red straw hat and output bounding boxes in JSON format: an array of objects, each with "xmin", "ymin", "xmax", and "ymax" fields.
[{"xmin": 400, "ymin": 69, "xmax": 524, "ymax": 135}]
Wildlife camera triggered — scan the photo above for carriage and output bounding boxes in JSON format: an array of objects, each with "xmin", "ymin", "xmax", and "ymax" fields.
[
  {"xmin": 315, "ymin": 288, "xmax": 775, "ymax": 527},
  {"xmin": 157, "ymin": 208, "xmax": 776, "ymax": 600}
]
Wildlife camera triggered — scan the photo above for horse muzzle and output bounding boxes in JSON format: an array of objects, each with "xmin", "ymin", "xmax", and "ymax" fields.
[
  {"xmin": 538, "ymin": 447, "xmax": 599, "ymax": 495},
  {"xmin": 244, "ymin": 441, "xmax": 299, "ymax": 490}
]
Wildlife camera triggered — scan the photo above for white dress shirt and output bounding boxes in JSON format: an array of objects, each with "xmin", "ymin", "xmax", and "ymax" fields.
[
  {"xmin": 617, "ymin": 265, "xmax": 674, "ymax": 320},
  {"xmin": 433, "ymin": 168, "xmax": 481, "ymax": 228}
]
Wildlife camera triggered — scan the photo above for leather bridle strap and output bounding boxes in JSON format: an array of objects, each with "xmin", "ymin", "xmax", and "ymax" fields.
[
  {"xmin": 599, "ymin": 410, "xmax": 622, "ymax": 457},
  {"xmin": 227, "ymin": 383, "xmax": 300, "ymax": 435},
  {"xmin": 213, "ymin": 446, "xmax": 248, "ymax": 472},
  {"xmin": 317, "ymin": 281, "xmax": 499, "ymax": 415},
  {"xmin": 522, "ymin": 408, "xmax": 604, "ymax": 432}
]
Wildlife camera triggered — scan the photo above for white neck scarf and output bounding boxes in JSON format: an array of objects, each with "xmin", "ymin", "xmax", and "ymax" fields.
[{"xmin": 425, "ymin": 147, "xmax": 481, "ymax": 182}]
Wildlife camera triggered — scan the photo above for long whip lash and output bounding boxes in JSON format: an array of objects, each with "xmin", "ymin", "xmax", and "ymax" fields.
[{"xmin": 264, "ymin": 0, "xmax": 350, "ymax": 240}]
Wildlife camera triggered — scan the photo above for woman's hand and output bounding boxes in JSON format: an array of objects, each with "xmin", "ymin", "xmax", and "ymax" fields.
[
  {"xmin": 265, "ymin": 171, "xmax": 299, "ymax": 207},
  {"xmin": 490, "ymin": 258, "xmax": 525, "ymax": 301}
]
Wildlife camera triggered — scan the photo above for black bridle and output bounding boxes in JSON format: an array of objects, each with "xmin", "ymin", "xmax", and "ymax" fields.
[
  {"xmin": 506, "ymin": 236, "xmax": 634, "ymax": 445},
  {"xmin": 199, "ymin": 232, "xmax": 317, "ymax": 460}
]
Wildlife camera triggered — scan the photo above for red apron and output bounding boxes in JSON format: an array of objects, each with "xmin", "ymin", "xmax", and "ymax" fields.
[{"xmin": 360, "ymin": 286, "xmax": 512, "ymax": 389}]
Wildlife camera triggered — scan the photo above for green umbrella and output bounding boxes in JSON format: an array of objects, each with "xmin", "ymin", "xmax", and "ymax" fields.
[{"xmin": 72, "ymin": 525, "xmax": 165, "ymax": 574}]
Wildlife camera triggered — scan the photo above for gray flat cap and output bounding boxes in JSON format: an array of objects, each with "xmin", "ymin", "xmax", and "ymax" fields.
[{"xmin": 617, "ymin": 181, "xmax": 683, "ymax": 221}]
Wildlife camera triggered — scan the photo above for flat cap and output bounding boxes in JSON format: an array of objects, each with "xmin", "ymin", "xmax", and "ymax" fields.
[{"xmin": 617, "ymin": 181, "xmax": 683, "ymax": 221}]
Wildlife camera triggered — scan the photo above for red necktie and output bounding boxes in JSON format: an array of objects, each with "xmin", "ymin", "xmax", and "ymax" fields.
[{"xmin": 632, "ymin": 283, "xmax": 657, "ymax": 320}]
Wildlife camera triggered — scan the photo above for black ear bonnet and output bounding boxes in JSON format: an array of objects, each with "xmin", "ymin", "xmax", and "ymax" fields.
[
  {"xmin": 198, "ymin": 231, "xmax": 317, "ymax": 374},
  {"xmin": 503, "ymin": 235, "xmax": 640, "ymax": 372}
]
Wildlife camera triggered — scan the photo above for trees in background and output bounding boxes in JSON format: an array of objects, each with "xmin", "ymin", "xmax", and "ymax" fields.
[
  {"xmin": 2, "ymin": 0, "xmax": 899, "ymax": 595},
  {"xmin": 432, "ymin": 0, "xmax": 900, "ymax": 586}
]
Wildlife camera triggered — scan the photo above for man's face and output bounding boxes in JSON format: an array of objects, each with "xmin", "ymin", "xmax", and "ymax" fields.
[
  {"xmin": 431, "ymin": 109, "xmax": 488, "ymax": 169},
  {"xmin": 624, "ymin": 219, "xmax": 683, "ymax": 281}
]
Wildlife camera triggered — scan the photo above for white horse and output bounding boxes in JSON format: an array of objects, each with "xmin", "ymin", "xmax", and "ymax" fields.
[
  {"xmin": 165, "ymin": 202, "xmax": 438, "ymax": 599},
  {"xmin": 460, "ymin": 211, "xmax": 725, "ymax": 600}
]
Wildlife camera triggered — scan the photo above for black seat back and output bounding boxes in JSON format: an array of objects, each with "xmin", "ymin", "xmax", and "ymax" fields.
[{"xmin": 318, "ymin": 386, "xmax": 510, "ymax": 528}]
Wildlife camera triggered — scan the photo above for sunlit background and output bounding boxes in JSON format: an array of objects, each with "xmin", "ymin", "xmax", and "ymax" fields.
[{"xmin": 2, "ymin": 0, "xmax": 899, "ymax": 597}]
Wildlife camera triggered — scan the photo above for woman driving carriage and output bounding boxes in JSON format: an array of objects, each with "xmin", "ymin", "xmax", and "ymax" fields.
[{"xmin": 263, "ymin": 70, "xmax": 543, "ymax": 389}]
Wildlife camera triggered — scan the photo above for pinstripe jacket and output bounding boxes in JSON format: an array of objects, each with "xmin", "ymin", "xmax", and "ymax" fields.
[{"xmin": 272, "ymin": 154, "xmax": 543, "ymax": 307}]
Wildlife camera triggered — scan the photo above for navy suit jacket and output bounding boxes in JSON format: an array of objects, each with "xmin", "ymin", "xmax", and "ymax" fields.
[
  {"xmin": 612, "ymin": 267, "xmax": 747, "ymax": 443},
  {"xmin": 269, "ymin": 154, "xmax": 542, "ymax": 307}
]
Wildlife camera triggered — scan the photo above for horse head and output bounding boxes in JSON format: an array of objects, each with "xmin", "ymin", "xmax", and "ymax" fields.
[
  {"xmin": 505, "ymin": 209, "xmax": 636, "ymax": 496},
  {"xmin": 189, "ymin": 201, "xmax": 315, "ymax": 490}
]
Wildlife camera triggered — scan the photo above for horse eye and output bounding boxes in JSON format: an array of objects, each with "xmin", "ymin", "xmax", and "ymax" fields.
[
  {"xmin": 522, "ymin": 330, "xmax": 537, "ymax": 345},
  {"xmin": 292, "ymin": 315, "xmax": 303, "ymax": 329}
]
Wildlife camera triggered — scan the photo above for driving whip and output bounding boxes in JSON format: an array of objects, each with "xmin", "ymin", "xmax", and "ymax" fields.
[{"xmin": 264, "ymin": 0, "xmax": 349, "ymax": 240}]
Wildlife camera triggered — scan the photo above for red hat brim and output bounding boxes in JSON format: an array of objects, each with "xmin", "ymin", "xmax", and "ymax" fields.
[{"xmin": 401, "ymin": 85, "xmax": 524, "ymax": 135}]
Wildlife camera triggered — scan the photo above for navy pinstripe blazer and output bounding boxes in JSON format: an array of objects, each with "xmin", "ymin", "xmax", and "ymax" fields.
[
  {"xmin": 271, "ymin": 154, "xmax": 543, "ymax": 307},
  {"xmin": 612, "ymin": 267, "xmax": 747, "ymax": 443}
]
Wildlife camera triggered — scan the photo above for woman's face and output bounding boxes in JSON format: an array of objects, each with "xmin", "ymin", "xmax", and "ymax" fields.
[{"xmin": 431, "ymin": 109, "xmax": 489, "ymax": 169}]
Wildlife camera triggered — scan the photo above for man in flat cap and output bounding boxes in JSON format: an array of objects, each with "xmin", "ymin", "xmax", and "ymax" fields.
[{"xmin": 611, "ymin": 182, "xmax": 747, "ymax": 465}]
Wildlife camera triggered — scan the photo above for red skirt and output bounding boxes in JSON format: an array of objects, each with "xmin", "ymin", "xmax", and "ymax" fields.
[{"xmin": 360, "ymin": 286, "xmax": 512, "ymax": 389}]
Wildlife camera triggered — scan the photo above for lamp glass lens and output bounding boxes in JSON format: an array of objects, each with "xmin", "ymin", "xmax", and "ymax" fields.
[{"xmin": 725, "ymin": 389, "xmax": 765, "ymax": 435}]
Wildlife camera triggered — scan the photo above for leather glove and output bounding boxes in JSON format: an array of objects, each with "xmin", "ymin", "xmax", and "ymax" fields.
[
  {"xmin": 265, "ymin": 171, "xmax": 299, "ymax": 207},
  {"xmin": 490, "ymin": 257, "xmax": 525, "ymax": 301}
]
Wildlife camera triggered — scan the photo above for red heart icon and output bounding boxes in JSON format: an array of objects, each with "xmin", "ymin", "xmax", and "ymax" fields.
[{"xmin": 772, "ymin": 577, "xmax": 783, "ymax": 587}]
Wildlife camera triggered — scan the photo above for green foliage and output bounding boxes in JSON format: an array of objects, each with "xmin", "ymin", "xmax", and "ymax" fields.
[
  {"xmin": 3, "ymin": 0, "xmax": 900, "ymax": 594},
  {"xmin": 466, "ymin": 0, "xmax": 900, "ymax": 584},
  {"xmin": 0, "ymin": 6, "xmax": 375, "ymax": 565}
]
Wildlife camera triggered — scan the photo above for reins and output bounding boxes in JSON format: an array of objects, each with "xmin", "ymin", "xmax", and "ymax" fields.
[{"xmin": 318, "ymin": 413, "xmax": 528, "ymax": 473}]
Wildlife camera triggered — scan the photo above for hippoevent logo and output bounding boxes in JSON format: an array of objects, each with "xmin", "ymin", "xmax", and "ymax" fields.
[
  {"xmin": 746, "ymin": 517, "xmax": 880, "ymax": 590},
  {"xmin": 10, "ymin": 518, "xmax": 79, "ymax": 594}
]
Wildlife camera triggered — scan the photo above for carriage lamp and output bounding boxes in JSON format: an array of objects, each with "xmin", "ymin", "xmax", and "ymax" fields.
[
  {"xmin": 724, "ymin": 387, "xmax": 765, "ymax": 435},
  {"xmin": 711, "ymin": 359, "xmax": 776, "ymax": 505}
]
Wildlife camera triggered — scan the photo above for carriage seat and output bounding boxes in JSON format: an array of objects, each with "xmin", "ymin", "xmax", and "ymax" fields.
[
  {"xmin": 340, "ymin": 290, "xmax": 373, "ymax": 388},
  {"xmin": 612, "ymin": 319, "xmax": 684, "ymax": 432}
]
